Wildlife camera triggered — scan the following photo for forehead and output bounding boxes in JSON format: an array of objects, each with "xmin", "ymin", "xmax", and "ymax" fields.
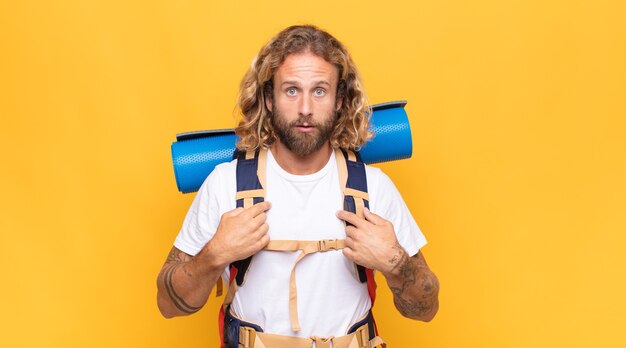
[{"xmin": 274, "ymin": 52, "xmax": 339, "ymax": 84}]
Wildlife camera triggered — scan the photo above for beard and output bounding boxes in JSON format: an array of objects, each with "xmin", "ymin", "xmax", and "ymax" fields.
[{"xmin": 271, "ymin": 108, "xmax": 337, "ymax": 157}]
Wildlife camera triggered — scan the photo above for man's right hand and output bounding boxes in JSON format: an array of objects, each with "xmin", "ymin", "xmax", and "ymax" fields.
[
  {"xmin": 198, "ymin": 201, "xmax": 271, "ymax": 268},
  {"xmin": 156, "ymin": 201, "xmax": 270, "ymax": 318}
]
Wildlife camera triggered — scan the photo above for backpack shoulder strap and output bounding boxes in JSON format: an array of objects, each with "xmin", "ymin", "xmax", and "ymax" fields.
[
  {"xmin": 234, "ymin": 149, "xmax": 267, "ymax": 208},
  {"xmin": 231, "ymin": 148, "xmax": 267, "ymax": 286},
  {"xmin": 336, "ymin": 149, "xmax": 371, "ymax": 283},
  {"xmin": 336, "ymin": 148, "xmax": 370, "ymax": 218},
  {"xmin": 220, "ymin": 149, "xmax": 267, "ymax": 347}
]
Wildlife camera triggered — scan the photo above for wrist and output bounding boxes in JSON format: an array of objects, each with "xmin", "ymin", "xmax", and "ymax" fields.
[
  {"xmin": 381, "ymin": 247, "xmax": 409, "ymax": 280},
  {"xmin": 196, "ymin": 241, "xmax": 230, "ymax": 274}
]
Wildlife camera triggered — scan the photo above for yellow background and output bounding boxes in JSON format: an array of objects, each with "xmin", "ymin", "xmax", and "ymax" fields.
[{"xmin": 1, "ymin": 0, "xmax": 625, "ymax": 347}]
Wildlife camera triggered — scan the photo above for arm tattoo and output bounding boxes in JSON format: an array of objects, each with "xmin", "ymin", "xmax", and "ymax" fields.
[
  {"xmin": 163, "ymin": 265, "xmax": 203, "ymax": 314},
  {"xmin": 166, "ymin": 247, "xmax": 188, "ymax": 263},
  {"xmin": 389, "ymin": 252, "xmax": 439, "ymax": 319},
  {"xmin": 160, "ymin": 247, "xmax": 203, "ymax": 314},
  {"xmin": 388, "ymin": 242, "xmax": 405, "ymax": 267}
]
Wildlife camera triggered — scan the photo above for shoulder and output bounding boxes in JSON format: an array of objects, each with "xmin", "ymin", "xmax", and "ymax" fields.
[
  {"xmin": 195, "ymin": 158, "xmax": 237, "ymax": 202},
  {"xmin": 364, "ymin": 164, "xmax": 395, "ymax": 192},
  {"xmin": 363, "ymin": 164, "xmax": 427, "ymax": 255},
  {"xmin": 363, "ymin": 164, "xmax": 404, "ymax": 216},
  {"xmin": 174, "ymin": 159, "xmax": 238, "ymax": 256},
  {"xmin": 205, "ymin": 158, "xmax": 237, "ymax": 185},
  {"xmin": 214, "ymin": 158, "xmax": 238, "ymax": 178}
]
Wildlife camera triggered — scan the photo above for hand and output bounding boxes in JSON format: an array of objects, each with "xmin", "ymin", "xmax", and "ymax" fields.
[
  {"xmin": 336, "ymin": 208, "xmax": 407, "ymax": 275},
  {"xmin": 199, "ymin": 201, "xmax": 271, "ymax": 267}
]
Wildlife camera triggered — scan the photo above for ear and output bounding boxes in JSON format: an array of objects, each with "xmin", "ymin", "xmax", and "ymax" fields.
[
  {"xmin": 335, "ymin": 79, "xmax": 344, "ymax": 111},
  {"xmin": 265, "ymin": 93, "xmax": 273, "ymax": 111},
  {"xmin": 264, "ymin": 81, "xmax": 273, "ymax": 111}
]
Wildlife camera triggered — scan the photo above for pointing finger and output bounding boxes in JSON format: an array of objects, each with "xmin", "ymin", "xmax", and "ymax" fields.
[
  {"xmin": 242, "ymin": 201, "xmax": 271, "ymax": 219},
  {"xmin": 363, "ymin": 208, "xmax": 386, "ymax": 225},
  {"xmin": 336, "ymin": 210, "xmax": 366, "ymax": 228}
]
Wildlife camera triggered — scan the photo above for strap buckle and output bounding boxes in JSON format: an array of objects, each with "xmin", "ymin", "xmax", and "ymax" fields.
[
  {"xmin": 238, "ymin": 326, "xmax": 257, "ymax": 348},
  {"xmin": 355, "ymin": 325, "xmax": 367, "ymax": 348},
  {"xmin": 318, "ymin": 239, "xmax": 339, "ymax": 252},
  {"xmin": 312, "ymin": 336, "xmax": 334, "ymax": 348}
]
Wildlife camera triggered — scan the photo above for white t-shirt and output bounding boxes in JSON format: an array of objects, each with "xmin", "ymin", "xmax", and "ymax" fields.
[{"xmin": 174, "ymin": 149, "xmax": 427, "ymax": 337}]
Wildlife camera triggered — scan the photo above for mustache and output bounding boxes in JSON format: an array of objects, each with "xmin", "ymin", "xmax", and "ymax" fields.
[{"xmin": 290, "ymin": 115, "xmax": 317, "ymax": 127}]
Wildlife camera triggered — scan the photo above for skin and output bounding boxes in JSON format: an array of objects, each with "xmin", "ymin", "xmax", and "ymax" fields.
[
  {"xmin": 156, "ymin": 201, "xmax": 271, "ymax": 317},
  {"xmin": 337, "ymin": 208, "xmax": 439, "ymax": 321},
  {"xmin": 266, "ymin": 51, "xmax": 341, "ymax": 175},
  {"xmin": 157, "ymin": 51, "xmax": 439, "ymax": 322}
]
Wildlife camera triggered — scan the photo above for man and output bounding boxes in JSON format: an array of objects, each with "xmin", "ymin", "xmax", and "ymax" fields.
[{"xmin": 157, "ymin": 25, "xmax": 439, "ymax": 347}]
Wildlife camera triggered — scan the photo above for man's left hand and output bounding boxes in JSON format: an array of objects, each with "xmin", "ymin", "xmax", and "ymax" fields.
[{"xmin": 336, "ymin": 208, "xmax": 407, "ymax": 275}]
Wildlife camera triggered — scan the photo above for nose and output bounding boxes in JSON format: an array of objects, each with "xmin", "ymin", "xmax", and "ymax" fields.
[{"xmin": 298, "ymin": 94, "xmax": 313, "ymax": 117}]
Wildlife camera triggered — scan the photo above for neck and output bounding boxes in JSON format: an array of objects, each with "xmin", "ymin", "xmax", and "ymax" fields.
[{"xmin": 270, "ymin": 141, "xmax": 332, "ymax": 175}]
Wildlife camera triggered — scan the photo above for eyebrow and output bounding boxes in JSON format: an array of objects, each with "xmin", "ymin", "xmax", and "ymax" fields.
[{"xmin": 280, "ymin": 80, "xmax": 331, "ymax": 87}]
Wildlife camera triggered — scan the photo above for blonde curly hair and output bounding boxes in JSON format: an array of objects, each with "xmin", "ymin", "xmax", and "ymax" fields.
[{"xmin": 235, "ymin": 25, "xmax": 372, "ymax": 151}]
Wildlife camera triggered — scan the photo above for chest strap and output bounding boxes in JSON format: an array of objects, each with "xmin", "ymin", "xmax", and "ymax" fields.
[
  {"xmin": 222, "ymin": 239, "xmax": 346, "ymax": 333},
  {"xmin": 265, "ymin": 239, "xmax": 346, "ymax": 332}
]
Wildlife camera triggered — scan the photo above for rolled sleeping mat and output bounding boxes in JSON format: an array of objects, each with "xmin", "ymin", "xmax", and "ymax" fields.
[{"xmin": 171, "ymin": 100, "xmax": 412, "ymax": 193}]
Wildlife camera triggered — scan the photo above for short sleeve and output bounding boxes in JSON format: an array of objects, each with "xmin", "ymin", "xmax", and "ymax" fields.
[
  {"xmin": 174, "ymin": 161, "xmax": 237, "ymax": 256},
  {"xmin": 366, "ymin": 166, "xmax": 427, "ymax": 257}
]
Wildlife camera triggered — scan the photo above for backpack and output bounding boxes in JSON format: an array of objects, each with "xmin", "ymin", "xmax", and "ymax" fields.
[{"xmin": 217, "ymin": 148, "xmax": 379, "ymax": 344}]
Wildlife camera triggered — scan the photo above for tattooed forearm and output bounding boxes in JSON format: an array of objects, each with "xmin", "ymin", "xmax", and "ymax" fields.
[
  {"xmin": 157, "ymin": 247, "xmax": 209, "ymax": 317},
  {"xmin": 162, "ymin": 264, "xmax": 203, "ymax": 314},
  {"xmin": 387, "ymin": 251, "xmax": 439, "ymax": 321}
]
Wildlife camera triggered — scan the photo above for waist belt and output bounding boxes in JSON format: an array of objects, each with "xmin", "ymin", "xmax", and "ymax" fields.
[
  {"xmin": 238, "ymin": 324, "xmax": 385, "ymax": 348},
  {"xmin": 227, "ymin": 307, "xmax": 386, "ymax": 348}
]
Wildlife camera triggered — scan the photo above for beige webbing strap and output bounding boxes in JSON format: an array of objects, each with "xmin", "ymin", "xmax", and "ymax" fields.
[
  {"xmin": 239, "ymin": 326, "xmax": 262, "ymax": 348},
  {"xmin": 240, "ymin": 322, "xmax": 385, "ymax": 348},
  {"xmin": 236, "ymin": 189, "xmax": 266, "ymax": 200},
  {"xmin": 369, "ymin": 336, "xmax": 386, "ymax": 347},
  {"xmin": 243, "ymin": 198, "xmax": 252, "ymax": 209},
  {"xmin": 264, "ymin": 239, "xmax": 346, "ymax": 332},
  {"xmin": 354, "ymin": 197, "xmax": 365, "ymax": 218},
  {"xmin": 345, "ymin": 187, "xmax": 369, "ymax": 218},
  {"xmin": 244, "ymin": 149, "xmax": 256, "ymax": 208},
  {"xmin": 349, "ymin": 324, "xmax": 388, "ymax": 348},
  {"xmin": 257, "ymin": 148, "xmax": 267, "ymax": 188},
  {"xmin": 335, "ymin": 149, "xmax": 349, "ymax": 197},
  {"xmin": 222, "ymin": 150, "xmax": 267, "ymax": 299},
  {"xmin": 314, "ymin": 337, "xmax": 333, "ymax": 348},
  {"xmin": 335, "ymin": 150, "xmax": 368, "ymax": 219},
  {"xmin": 240, "ymin": 149, "xmax": 267, "ymax": 209},
  {"xmin": 222, "ymin": 277, "xmax": 238, "ymax": 311},
  {"xmin": 216, "ymin": 277, "xmax": 223, "ymax": 297},
  {"xmin": 344, "ymin": 188, "xmax": 369, "ymax": 200},
  {"xmin": 346, "ymin": 149, "xmax": 357, "ymax": 162}
]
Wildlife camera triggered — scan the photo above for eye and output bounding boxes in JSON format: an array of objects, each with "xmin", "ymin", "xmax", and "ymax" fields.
[
  {"xmin": 286, "ymin": 88, "xmax": 297, "ymax": 96},
  {"xmin": 314, "ymin": 88, "xmax": 326, "ymax": 96}
]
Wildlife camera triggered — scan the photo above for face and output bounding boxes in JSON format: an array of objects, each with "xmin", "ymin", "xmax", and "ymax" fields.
[{"xmin": 266, "ymin": 51, "xmax": 342, "ymax": 157}]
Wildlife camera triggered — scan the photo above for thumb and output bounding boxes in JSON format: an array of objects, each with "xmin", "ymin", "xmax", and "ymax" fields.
[{"xmin": 342, "ymin": 246, "xmax": 356, "ymax": 262}]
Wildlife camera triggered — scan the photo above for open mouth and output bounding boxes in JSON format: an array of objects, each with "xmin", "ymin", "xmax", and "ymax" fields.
[{"xmin": 295, "ymin": 123, "xmax": 315, "ymax": 132}]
